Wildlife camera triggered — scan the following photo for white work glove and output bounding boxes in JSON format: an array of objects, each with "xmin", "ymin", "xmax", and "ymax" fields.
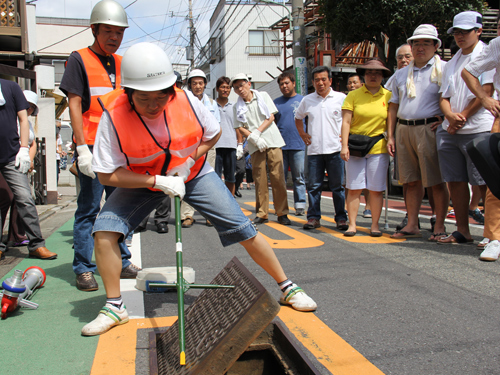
[
  {"xmin": 167, "ymin": 157, "xmax": 195, "ymax": 182},
  {"xmin": 154, "ymin": 175, "xmax": 185, "ymax": 199},
  {"xmin": 236, "ymin": 144, "xmax": 244, "ymax": 160},
  {"xmin": 15, "ymin": 147, "xmax": 31, "ymax": 174},
  {"xmin": 247, "ymin": 130, "xmax": 262, "ymax": 147},
  {"xmin": 256, "ymin": 137, "xmax": 268, "ymax": 152},
  {"xmin": 76, "ymin": 145, "xmax": 96, "ymax": 179}
]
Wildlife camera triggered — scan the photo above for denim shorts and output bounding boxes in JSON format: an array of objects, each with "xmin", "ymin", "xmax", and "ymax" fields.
[{"xmin": 92, "ymin": 171, "xmax": 257, "ymax": 247}]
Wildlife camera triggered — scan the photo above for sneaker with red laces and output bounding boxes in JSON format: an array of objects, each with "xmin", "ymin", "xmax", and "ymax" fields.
[{"xmin": 303, "ymin": 218, "xmax": 320, "ymax": 229}]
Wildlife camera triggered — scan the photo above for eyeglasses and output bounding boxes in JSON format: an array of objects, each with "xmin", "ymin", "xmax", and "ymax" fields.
[
  {"xmin": 452, "ymin": 28, "xmax": 477, "ymax": 36},
  {"xmin": 397, "ymin": 54, "xmax": 412, "ymax": 60}
]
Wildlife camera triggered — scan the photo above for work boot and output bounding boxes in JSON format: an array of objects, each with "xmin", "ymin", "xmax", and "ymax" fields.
[
  {"xmin": 76, "ymin": 272, "xmax": 99, "ymax": 291},
  {"xmin": 81, "ymin": 303, "xmax": 129, "ymax": 336}
]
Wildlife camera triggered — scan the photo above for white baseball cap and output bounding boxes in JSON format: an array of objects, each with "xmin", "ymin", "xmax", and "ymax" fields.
[
  {"xmin": 230, "ymin": 73, "xmax": 249, "ymax": 87},
  {"xmin": 407, "ymin": 24, "xmax": 441, "ymax": 49},
  {"xmin": 447, "ymin": 11, "xmax": 482, "ymax": 34}
]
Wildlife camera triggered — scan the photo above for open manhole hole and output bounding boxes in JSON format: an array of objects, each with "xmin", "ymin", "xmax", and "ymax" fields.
[
  {"xmin": 149, "ymin": 320, "xmax": 321, "ymax": 375},
  {"xmin": 147, "ymin": 257, "xmax": 321, "ymax": 374}
]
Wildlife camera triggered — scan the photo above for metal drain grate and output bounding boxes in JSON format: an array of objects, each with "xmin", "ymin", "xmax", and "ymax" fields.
[{"xmin": 155, "ymin": 257, "xmax": 280, "ymax": 375}]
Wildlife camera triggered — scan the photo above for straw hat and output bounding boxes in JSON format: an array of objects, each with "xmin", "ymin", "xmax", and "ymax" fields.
[{"xmin": 356, "ymin": 59, "xmax": 392, "ymax": 78}]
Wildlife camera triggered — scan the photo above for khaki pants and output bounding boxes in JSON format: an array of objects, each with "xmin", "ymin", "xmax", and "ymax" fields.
[
  {"xmin": 250, "ymin": 147, "xmax": 289, "ymax": 219},
  {"xmin": 484, "ymin": 188, "xmax": 500, "ymax": 241}
]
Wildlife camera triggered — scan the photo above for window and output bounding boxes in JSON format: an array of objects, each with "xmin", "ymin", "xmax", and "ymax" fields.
[{"xmin": 247, "ymin": 30, "xmax": 279, "ymax": 56}]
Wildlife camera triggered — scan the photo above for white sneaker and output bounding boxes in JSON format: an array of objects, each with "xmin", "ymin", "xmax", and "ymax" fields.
[
  {"xmin": 477, "ymin": 238, "xmax": 490, "ymax": 249},
  {"xmin": 280, "ymin": 284, "xmax": 317, "ymax": 312},
  {"xmin": 479, "ymin": 240, "xmax": 500, "ymax": 262},
  {"xmin": 81, "ymin": 303, "xmax": 129, "ymax": 336}
]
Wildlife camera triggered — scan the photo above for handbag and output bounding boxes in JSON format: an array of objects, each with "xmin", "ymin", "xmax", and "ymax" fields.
[{"xmin": 348, "ymin": 134, "xmax": 384, "ymax": 158}]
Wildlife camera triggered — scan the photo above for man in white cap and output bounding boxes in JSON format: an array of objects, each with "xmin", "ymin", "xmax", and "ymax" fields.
[
  {"xmin": 462, "ymin": 12, "xmax": 500, "ymax": 261},
  {"xmin": 387, "ymin": 24, "xmax": 449, "ymax": 240},
  {"xmin": 60, "ymin": 0, "xmax": 140, "ymax": 291},
  {"xmin": 436, "ymin": 11, "xmax": 492, "ymax": 245},
  {"xmin": 231, "ymin": 73, "xmax": 291, "ymax": 225}
]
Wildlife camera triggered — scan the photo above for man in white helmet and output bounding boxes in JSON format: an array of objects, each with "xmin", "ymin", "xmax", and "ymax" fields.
[
  {"xmin": 81, "ymin": 42, "xmax": 317, "ymax": 336},
  {"xmin": 60, "ymin": 0, "xmax": 140, "ymax": 292},
  {"xmin": 181, "ymin": 69, "xmax": 220, "ymax": 227}
]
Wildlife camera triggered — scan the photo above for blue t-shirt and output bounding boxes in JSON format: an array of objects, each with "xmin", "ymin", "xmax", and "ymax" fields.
[
  {"xmin": 274, "ymin": 94, "xmax": 305, "ymax": 151},
  {"xmin": 0, "ymin": 79, "xmax": 30, "ymax": 163}
]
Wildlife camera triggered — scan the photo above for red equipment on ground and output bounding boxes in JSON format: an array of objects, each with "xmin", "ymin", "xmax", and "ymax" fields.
[{"xmin": 0, "ymin": 266, "xmax": 46, "ymax": 319}]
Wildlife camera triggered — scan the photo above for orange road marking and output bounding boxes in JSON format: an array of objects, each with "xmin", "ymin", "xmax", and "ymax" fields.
[
  {"xmin": 92, "ymin": 313, "xmax": 384, "ymax": 374},
  {"xmin": 260, "ymin": 222, "xmax": 324, "ymax": 248},
  {"xmin": 243, "ymin": 202, "xmax": 405, "ymax": 245},
  {"xmin": 90, "ymin": 317, "xmax": 177, "ymax": 375},
  {"xmin": 278, "ymin": 308, "xmax": 385, "ymax": 374},
  {"xmin": 320, "ymin": 217, "xmax": 405, "ymax": 244}
]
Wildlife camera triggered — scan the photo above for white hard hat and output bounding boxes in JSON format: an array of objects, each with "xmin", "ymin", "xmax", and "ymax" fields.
[
  {"xmin": 23, "ymin": 90, "xmax": 39, "ymax": 116},
  {"xmin": 121, "ymin": 42, "xmax": 177, "ymax": 91},
  {"xmin": 90, "ymin": 0, "xmax": 129, "ymax": 28},
  {"xmin": 187, "ymin": 69, "xmax": 207, "ymax": 84}
]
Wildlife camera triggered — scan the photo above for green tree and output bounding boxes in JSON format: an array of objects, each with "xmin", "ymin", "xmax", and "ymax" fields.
[{"xmin": 320, "ymin": 0, "xmax": 484, "ymax": 70}]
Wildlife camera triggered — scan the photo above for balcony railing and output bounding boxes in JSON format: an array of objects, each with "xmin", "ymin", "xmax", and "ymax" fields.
[{"xmin": 246, "ymin": 46, "xmax": 280, "ymax": 56}]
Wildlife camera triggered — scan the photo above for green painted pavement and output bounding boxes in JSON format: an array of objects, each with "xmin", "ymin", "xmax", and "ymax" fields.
[{"xmin": 1, "ymin": 218, "xmax": 107, "ymax": 375}]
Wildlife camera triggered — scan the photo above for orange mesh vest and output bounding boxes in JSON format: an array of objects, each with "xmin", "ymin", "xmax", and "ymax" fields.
[
  {"xmin": 78, "ymin": 48, "xmax": 122, "ymax": 145},
  {"xmin": 99, "ymin": 87, "xmax": 206, "ymax": 187}
]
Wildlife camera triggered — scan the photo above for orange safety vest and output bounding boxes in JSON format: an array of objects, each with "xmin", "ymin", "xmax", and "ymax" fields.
[
  {"xmin": 99, "ymin": 87, "xmax": 206, "ymax": 187},
  {"xmin": 78, "ymin": 48, "xmax": 122, "ymax": 145}
]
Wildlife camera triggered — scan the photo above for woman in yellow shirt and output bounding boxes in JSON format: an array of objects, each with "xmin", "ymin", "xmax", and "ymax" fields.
[{"xmin": 341, "ymin": 58, "xmax": 392, "ymax": 236}]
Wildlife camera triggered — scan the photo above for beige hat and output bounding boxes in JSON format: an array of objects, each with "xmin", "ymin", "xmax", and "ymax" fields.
[
  {"xmin": 230, "ymin": 73, "xmax": 249, "ymax": 87},
  {"xmin": 407, "ymin": 24, "xmax": 441, "ymax": 49},
  {"xmin": 356, "ymin": 59, "xmax": 392, "ymax": 78}
]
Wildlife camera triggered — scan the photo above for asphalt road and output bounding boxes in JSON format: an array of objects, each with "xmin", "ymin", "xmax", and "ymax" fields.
[{"xmin": 136, "ymin": 187, "xmax": 500, "ymax": 375}]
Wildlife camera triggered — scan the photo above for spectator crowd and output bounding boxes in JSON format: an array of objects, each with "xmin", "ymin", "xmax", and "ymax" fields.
[{"xmin": 1, "ymin": 1, "xmax": 499, "ymax": 337}]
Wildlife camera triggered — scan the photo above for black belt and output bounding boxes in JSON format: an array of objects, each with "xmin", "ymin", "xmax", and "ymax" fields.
[{"xmin": 399, "ymin": 117, "xmax": 439, "ymax": 126}]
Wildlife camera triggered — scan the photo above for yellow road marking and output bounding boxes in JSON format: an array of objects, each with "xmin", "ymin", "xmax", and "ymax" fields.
[
  {"xmin": 278, "ymin": 308, "xmax": 385, "ymax": 374},
  {"xmin": 90, "ymin": 317, "xmax": 176, "ymax": 375},
  {"xmin": 243, "ymin": 202, "xmax": 405, "ymax": 244},
  {"xmin": 260, "ymin": 222, "xmax": 324, "ymax": 248},
  {"xmin": 92, "ymin": 312, "xmax": 384, "ymax": 374}
]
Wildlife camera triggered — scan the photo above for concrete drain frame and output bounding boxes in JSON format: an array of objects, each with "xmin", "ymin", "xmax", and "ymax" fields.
[
  {"xmin": 148, "ymin": 256, "xmax": 321, "ymax": 374},
  {"xmin": 149, "ymin": 319, "xmax": 322, "ymax": 375}
]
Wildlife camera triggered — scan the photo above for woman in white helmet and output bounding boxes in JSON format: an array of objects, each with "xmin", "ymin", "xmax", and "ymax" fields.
[{"xmin": 82, "ymin": 42, "xmax": 317, "ymax": 336}]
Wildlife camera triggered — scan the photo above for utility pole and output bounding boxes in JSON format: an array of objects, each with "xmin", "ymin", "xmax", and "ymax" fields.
[
  {"xmin": 292, "ymin": 0, "xmax": 307, "ymax": 95},
  {"xmin": 187, "ymin": 0, "xmax": 195, "ymax": 69}
]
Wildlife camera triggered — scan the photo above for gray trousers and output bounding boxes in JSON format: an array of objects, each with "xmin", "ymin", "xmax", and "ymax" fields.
[{"xmin": 0, "ymin": 161, "xmax": 45, "ymax": 252}]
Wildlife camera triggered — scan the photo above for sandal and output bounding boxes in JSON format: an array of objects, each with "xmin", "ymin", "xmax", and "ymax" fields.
[
  {"xmin": 428, "ymin": 232, "xmax": 447, "ymax": 242},
  {"xmin": 437, "ymin": 231, "xmax": 474, "ymax": 245},
  {"xmin": 390, "ymin": 230, "xmax": 422, "ymax": 239}
]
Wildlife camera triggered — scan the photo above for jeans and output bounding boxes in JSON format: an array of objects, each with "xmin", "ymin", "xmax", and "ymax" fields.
[
  {"xmin": 282, "ymin": 150, "xmax": 306, "ymax": 209},
  {"xmin": 93, "ymin": 171, "xmax": 257, "ymax": 247},
  {"xmin": 0, "ymin": 161, "xmax": 45, "ymax": 252},
  {"xmin": 306, "ymin": 152, "xmax": 347, "ymax": 221},
  {"xmin": 139, "ymin": 196, "xmax": 171, "ymax": 228},
  {"xmin": 73, "ymin": 153, "xmax": 131, "ymax": 275},
  {"xmin": 215, "ymin": 148, "xmax": 236, "ymax": 183}
]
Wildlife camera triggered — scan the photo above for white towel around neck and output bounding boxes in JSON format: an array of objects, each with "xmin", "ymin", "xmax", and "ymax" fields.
[
  {"xmin": 406, "ymin": 54, "xmax": 443, "ymax": 98},
  {"xmin": 235, "ymin": 89, "xmax": 271, "ymax": 124}
]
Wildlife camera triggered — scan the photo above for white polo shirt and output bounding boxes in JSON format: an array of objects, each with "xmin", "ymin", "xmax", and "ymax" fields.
[{"xmin": 295, "ymin": 88, "xmax": 345, "ymax": 155}]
